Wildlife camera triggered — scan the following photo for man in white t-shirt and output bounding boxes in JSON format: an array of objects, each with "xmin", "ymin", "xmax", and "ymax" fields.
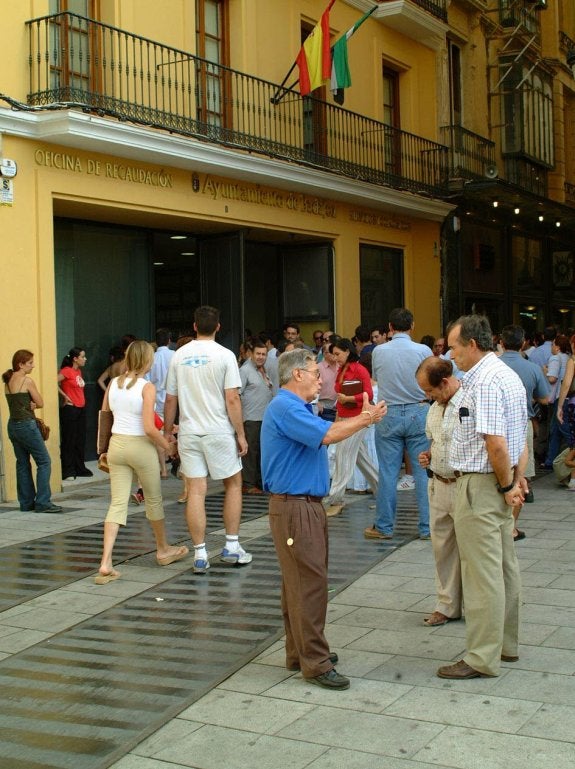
[{"xmin": 164, "ymin": 306, "xmax": 251, "ymax": 574}]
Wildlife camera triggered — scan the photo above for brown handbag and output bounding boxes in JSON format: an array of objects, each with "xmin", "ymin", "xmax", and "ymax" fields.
[
  {"xmin": 97, "ymin": 410, "xmax": 114, "ymax": 454},
  {"xmin": 35, "ymin": 418, "xmax": 50, "ymax": 441}
]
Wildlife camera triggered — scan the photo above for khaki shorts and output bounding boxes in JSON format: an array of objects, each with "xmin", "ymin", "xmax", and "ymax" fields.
[
  {"xmin": 525, "ymin": 419, "xmax": 535, "ymax": 479},
  {"xmin": 178, "ymin": 432, "xmax": 242, "ymax": 480}
]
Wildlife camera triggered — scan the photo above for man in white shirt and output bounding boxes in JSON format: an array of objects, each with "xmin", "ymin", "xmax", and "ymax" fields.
[
  {"xmin": 164, "ymin": 306, "xmax": 251, "ymax": 574},
  {"xmin": 147, "ymin": 328, "xmax": 174, "ymax": 477}
]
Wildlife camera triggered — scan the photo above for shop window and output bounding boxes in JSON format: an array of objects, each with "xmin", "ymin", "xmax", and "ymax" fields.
[
  {"xmin": 196, "ymin": 0, "xmax": 230, "ymax": 130},
  {"xmin": 359, "ymin": 245, "xmax": 403, "ymax": 330},
  {"xmin": 511, "ymin": 234, "xmax": 544, "ymax": 294}
]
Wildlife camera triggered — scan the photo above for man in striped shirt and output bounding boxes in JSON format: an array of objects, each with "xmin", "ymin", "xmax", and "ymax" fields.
[{"xmin": 437, "ymin": 315, "xmax": 528, "ymax": 680}]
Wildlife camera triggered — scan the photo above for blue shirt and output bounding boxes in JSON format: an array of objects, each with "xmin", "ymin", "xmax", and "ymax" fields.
[
  {"xmin": 261, "ymin": 388, "xmax": 331, "ymax": 496},
  {"xmin": 499, "ymin": 351, "xmax": 550, "ymax": 418},
  {"xmin": 527, "ymin": 340, "xmax": 552, "ymax": 368},
  {"xmin": 372, "ymin": 333, "xmax": 430, "ymax": 405}
]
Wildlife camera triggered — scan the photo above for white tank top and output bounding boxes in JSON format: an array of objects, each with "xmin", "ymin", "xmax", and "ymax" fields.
[{"xmin": 109, "ymin": 377, "xmax": 148, "ymax": 436}]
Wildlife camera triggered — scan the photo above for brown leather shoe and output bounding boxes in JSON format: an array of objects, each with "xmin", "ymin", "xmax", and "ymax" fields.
[
  {"xmin": 363, "ymin": 526, "xmax": 393, "ymax": 540},
  {"xmin": 437, "ymin": 659, "xmax": 484, "ymax": 679},
  {"xmin": 501, "ymin": 654, "xmax": 519, "ymax": 662}
]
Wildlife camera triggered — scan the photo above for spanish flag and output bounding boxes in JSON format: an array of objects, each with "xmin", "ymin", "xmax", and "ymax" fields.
[{"xmin": 297, "ymin": 0, "xmax": 336, "ymax": 96}]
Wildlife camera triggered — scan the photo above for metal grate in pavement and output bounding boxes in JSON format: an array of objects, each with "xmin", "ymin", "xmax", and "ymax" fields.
[
  {"xmin": 0, "ymin": 497, "xmax": 418, "ymax": 769},
  {"xmin": 0, "ymin": 494, "xmax": 269, "ymax": 613}
]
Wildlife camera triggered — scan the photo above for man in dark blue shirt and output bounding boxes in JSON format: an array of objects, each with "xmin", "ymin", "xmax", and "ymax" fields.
[{"xmin": 261, "ymin": 348, "xmax": 386, "ymax": 690}]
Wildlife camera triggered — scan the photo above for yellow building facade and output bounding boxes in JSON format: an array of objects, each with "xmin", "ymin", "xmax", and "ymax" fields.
[{"xmin": 0, "ymin": 0, "xmax": 454, "ymax": 501}]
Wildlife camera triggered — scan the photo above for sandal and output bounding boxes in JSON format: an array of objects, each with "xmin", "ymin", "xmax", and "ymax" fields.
[
  {"xmin": 157, "ymin": 545, "xmax": 189, "ymax": 567},
  {"xmin": 513, "ymin": 530, "xmax": 526, "ymax": 542},
  {"xmin": 424, "ymin": 611, "xmax": 460, "ymax": 626}
]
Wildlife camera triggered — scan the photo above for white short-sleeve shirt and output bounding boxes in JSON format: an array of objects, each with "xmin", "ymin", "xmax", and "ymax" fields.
[{"xmin": 165, "ymin": 339, "xmax": 242, "ymax": 436}]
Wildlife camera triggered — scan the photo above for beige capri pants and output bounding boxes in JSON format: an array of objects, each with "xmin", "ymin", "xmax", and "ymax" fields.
[{"xmin": 105, "ymin": 434, "xmax": 164, "ymax": 525}]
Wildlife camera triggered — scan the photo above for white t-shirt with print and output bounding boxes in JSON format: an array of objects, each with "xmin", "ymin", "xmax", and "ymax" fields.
[{"xmin": 165, "ymin": 339, "xmax": 242, "ymax": 436}]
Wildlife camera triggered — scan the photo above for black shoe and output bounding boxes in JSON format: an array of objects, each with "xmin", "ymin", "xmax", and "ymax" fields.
[
  {"xmin": 35, "ymin": 505, "xmax": 64, "ymax": 514},
  {"xmin": 76, "ymin": 469, "xmax": 93, "ymax": 477},
  {"xmin": 524, "ymin": 490, "xmax": 534, "ymax": 503},
  {"xmin": 307, "ymin": 668, "xmax": 350, "ymax": 690},
  {"xmin": 288, "ymin": 652, "xmax": 338, "ymax": 672}
]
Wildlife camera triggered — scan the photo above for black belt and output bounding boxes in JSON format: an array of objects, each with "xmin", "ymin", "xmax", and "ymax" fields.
[
  {"xmin": 453, "ymin": 471, "xmax": 472, "ymax": 478},
  {"xmin": 270, "ymin": 493, "xmax": 323, "ymax": 503},
  {"xmin": 434, "ymin": 473, "xmax": 457, "ymax": 484}
]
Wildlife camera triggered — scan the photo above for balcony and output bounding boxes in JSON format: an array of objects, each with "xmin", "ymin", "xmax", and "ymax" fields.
[
  {"xmin": 375, "ymin": 0, "xmax": 447, "ymax": 50},
  {"xmin": 498, "ymin": 1, "xmax": 540, "ymax": 37},
  {"xmin": 26, "ymin": 12, "xmax": 448, "ymax": 197},
  {"xmin": 504, "ymin": 158, "xmax": 548, "ymax": 197},
  {"xmin": 440, "ymin": 125, "xmax": 496, "ymax": 180}
]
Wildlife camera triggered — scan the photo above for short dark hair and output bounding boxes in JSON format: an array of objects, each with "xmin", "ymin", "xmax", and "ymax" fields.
[
  {"xmin": 416, "ymin": 355, "xmax": 453, "ymax": 386},
  {"xmin": 283, "ymin": 321, "xmax": 300, "ymax": 334},
  {"xmin": 452, "ymin": 315, "xmax": 493, "ymax": 352},
  {"xmin": 155, "ymin": 328, "xmax": 171, "ymax": 347},
  {"xmin": 543, "ymin": 325, "xmax": 557, "ymax": 342},
  {"xmin": 371, "ymin": 325, "xmax": 386, "ymax": 335},
  {"xmin": 354, "ymin": 325, "xmax": 371, "ymax": 343},
  {"xmin": 389, "ymin": 308, "xmax": 413, "ymax": 332},
  {"xmin": 330, "ymin": 337, "xmax": 359, "ymax": 362},
  {"xmin": 194, "ymin": 305, "xmax": 220, "ymax": 335},
  {"xmin": 500, "ymin": 325, "xmax": 525, "ymax": 351},
  {"xmin": 420, "ymin": 335, "xmax": 435, "ymax": 351},
  {"xmin": 245, "ymin": 336, "xmax": 267, "ymax": 353}
]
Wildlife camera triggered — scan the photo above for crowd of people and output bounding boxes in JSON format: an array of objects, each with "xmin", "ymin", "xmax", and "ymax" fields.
[{"xmin": 4, "ymin": 306, "xmax": 575, "ymax": 692}]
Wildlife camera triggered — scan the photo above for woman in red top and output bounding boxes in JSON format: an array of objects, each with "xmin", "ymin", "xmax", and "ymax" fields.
[
  {"xmin": 58, "ymin": 346, "xmax": 91, "ymax": 479},
  {"xmin": 324, "ymin": 338, "xmax": 379, "ymax": 514}
]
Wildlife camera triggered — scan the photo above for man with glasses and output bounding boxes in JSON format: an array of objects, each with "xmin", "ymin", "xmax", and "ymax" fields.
[
  {"xmin": 261, "ymin": 348, "xmax": 386, "ymax": 690},
  {"xmin": 312, "ymin": 330, "xmax": 324, "ymax": 355}
]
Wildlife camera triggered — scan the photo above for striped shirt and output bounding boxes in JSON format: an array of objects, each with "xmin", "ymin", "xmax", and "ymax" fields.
[
  {"xmin": 449, "ymin": 353, "xmax": 527, "ymax": 473},
  {"xmin": 426, "ymin": 386, "xmax": 464, "ymax": 478}
]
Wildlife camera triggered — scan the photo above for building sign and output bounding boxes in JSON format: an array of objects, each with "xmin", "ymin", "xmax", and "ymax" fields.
[
  {"xmin": 0, "ymin": 178, "xmax": 14, "ymax": 206},
  {"xmin": 34, "ymin": 150, "xmax": 173, "ymax": 188}
]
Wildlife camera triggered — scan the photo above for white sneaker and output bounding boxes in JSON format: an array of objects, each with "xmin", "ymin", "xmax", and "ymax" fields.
[
  {"xmin": 221, "ymin": 546, "xmax": 253, "ymax": 565},
  {"xmin": 397, "ymin": 475, "xmax": 415, "ymax": 491}
]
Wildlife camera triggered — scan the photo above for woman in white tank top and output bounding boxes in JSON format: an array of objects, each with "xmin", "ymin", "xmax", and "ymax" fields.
[{"xmin": 95, "ymin": 341, "xmax": 188, "ymax": 583}]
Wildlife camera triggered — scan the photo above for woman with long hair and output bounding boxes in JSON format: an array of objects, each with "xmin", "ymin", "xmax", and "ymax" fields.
[
  {"xmin": 324, "ymin": 338, "xmax": 379, "ymax": 514},
  {"xmin": 95, "ymin": 340, "xmax": 188, "ymax": 583},
  {"xmin": 3, "ymin": 350, "xmax": 62, "ymax": 513},
  {"xmin": 58, "ymin": 346, "xmax": 91, "ymax": 479}
]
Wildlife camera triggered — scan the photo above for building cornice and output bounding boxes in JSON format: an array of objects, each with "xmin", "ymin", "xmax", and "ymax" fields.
[{"xmin": 0, "ymin": 108, "xmax": 453, "ymax": 222}]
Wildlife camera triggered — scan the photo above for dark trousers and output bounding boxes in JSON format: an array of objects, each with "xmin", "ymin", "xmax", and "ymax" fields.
[
  {"xmin": 242, "ymin": 420, "xmax": 262, "ymax": 488},
  {"xmin": 60, "ymin": 405, "xmax": 87, "ymax": 477},
  {"xmin": 268, "ymin": 496, "xmax": 333, "ymax": 678}
]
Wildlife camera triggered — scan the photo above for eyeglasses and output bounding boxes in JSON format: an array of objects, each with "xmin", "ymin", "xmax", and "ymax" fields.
[
  {"xmin": 300, "ymin": 368, "xmax": 321, "ymax": 379},
  {"xmin": 313, "ymin": 336, "xmax": 323, "ymax": 342},
  {"xmin": 322, "ymin": 336, "xmax": 332, "ymax": 342}
]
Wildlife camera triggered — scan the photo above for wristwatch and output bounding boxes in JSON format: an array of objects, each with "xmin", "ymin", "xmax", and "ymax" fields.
[{"xmin": 496, "ymin": 481, "xmax": 514, "ymax": 494}]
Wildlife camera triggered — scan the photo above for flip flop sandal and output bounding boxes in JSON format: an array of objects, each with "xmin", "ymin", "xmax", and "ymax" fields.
[
  {"xmin": 157, "ymin": 545, "xmax": 190, "ymax": 566},
  {"xmin": 94, "ymin": 571, "xmax": 121, "ymax": 585}
]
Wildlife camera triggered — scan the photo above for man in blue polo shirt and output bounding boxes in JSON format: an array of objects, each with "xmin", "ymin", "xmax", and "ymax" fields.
[{"xmin": 261, "ymin": 348, "xmax": 386, "ymax": 691}]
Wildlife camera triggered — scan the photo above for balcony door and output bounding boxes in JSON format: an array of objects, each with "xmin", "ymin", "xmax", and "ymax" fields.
[
  {"xmin": 301, "ymin": 22, "xmax": 328, "ymax": 162},
  {"xmin": 382, "ymin": 66, "xmax": 401, "ymax": 179},
  {"xmin": 49, "ymin": 0, "xmax": 99, "ymax": 98},
  {"xmin": 195, "ymin": 0, "xmax": 230, "ymax": 132}
]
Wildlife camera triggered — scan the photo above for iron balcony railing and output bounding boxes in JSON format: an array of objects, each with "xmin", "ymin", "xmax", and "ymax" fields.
[
  {"xmin": 412, "ymin": 0, "xmax": 448, "ymax": 23},
  {"xmin": 499, "ymin": 0, "xmax": 540, "ymax": 36},
  {"xmin": 504, "ymin": 158, "xmax": 548, "ymax": 197},
  {"xmin": 26, "ymin": 12, "xmax": 448, "ymax": 196},
  {"xmin": 565, "ymin": 181, "xmax": 575, "ymax": 207},
  {"xmin": 440, "ymin": 125, "xmax": 496, "ymax": 179}
]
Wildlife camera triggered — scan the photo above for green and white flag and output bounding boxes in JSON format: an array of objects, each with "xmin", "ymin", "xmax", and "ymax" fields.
[{"xmin": 331, "ymin": 5, "xmax": 379, "ymax": 105}]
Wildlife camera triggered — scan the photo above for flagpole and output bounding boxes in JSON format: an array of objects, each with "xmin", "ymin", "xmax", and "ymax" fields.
[{"xmin": 271, "ymin": 61, "xmax": 299, "ymax": 105}]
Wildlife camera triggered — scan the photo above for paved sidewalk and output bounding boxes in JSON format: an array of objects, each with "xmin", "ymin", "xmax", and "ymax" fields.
[{"xmin": 106, "ymin": 472, "xmax": 575, "ymax": 769}]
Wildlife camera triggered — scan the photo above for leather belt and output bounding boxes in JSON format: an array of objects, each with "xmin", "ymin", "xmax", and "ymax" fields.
[
  {"xmin": 434, "ymin": 473, "xmax": 457, "ymax": 484},
  {"xmin": 453, "ymin": 470, "xmax": 472, "ymax": 478},
  {"xmin": 270, "ymin": 493, "xmax": 324, "ymax": 503}
]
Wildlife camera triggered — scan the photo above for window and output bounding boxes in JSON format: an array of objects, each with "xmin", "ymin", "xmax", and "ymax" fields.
[
  {"xmin": 49, "ymin": 0, "xmax": 98, "ymax": 97},
  {"xmin": 360, "ymin": 245, "xmax": 403, "ymax": 330},
  {"xmin": 196, "ymin": 0, "xmax": 230, "ymax": 129},
  {"xmin": 501, "ymin": 61, "xmax": 554, "ymax": 167},
  {"xmin": 448, "ymin": 41, "xmax": 462, "ymax": 126}
]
